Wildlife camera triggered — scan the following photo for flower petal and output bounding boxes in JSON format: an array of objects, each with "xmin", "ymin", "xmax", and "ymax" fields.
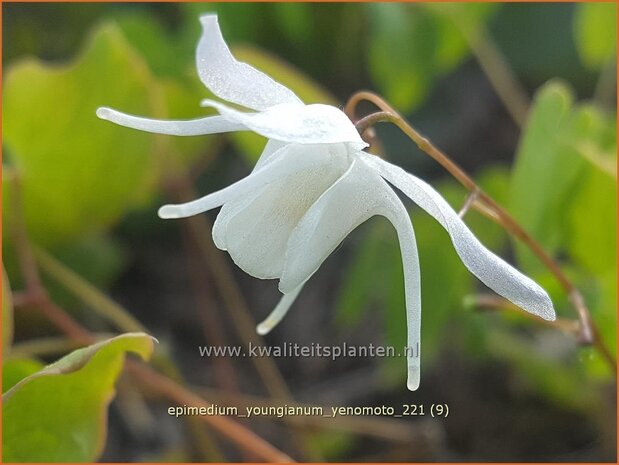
[
  {"xmin": 213, "ymin": 145, "xmax": 350, "ymax": 279},
  {"xmin": 280, "ymin": 159, "xmax": 422, "ymax": 390},
  {"xmin": 361, "ymin": 153, "xmax": 556, "ymax": 322},
  {"xmin": 197, "ymin": 14, "xmax": 302, "ymax": 111},
  {"xmin": 158, "ymin": 143, "xmax": 334, "ymax": 219},
  {"xmin": 201, "ymin": 99, "xmax": 367, "ymax": 149},
  {"xmin": 212, "ymin": 139, "xmax": 287, "ymax": 250},
  {"xmin": 385, "ymin": 192, "xmax": 422, "ymax": 391},
  {"xmin": 96, "ymin": 107, "xmax": 245, "ymax": 136},
  {"xmin": 256, "ymin": 285, "xmax": 304, "ymax": 335}
]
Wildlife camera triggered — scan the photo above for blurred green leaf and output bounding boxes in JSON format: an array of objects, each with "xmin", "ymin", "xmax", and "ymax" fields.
[
  {"xmin": 592, "ymin": 270, "xmax": 618, "ymax": 358},
  {"xmin": 509, "ymin": 81, "xmax": 582, "ymax": 271},
  {"xmin": 2, "ymin": 358, "xmax": 45, "ymax": 393},
  {"xmin": 305, "ymin": 430, "xmax": 355, "ymax": 460},
  {"xmin": 368, "ymin": 3, "xmax": 498, "ymax": 113},
  {"xmin": 573, "ymin": 3, "xmax": 617, "ymax": 70},
  {"xmin": 40, "ymin": 235, "xmax": 128, "ymax": 314},
  {"xmin": 336, "ymin": 222, "xmax": 387, "ymax": 326},
  {"xmin": 508, "ymin": 80, "xmax": 616, "ymax": 387},
  {"xmin": 487, "ymin": 329, "xmax": 598, "ymax": 411},
  {"xmin": 510, "ymin": 81, "xmax": 616, "ymax": 276},
  {"xmin": 2, "ymin": 333, "xmax": 155, "ymax": 462},
  {"xmin": 271, "ymin": 3, "xmax": 314, "ymax": 44},
  {"xmin": 568, "ymin": 164, "xmax": 616, "ymax": 275},
  {"xmin": 367, "ymin": 3, "xmax": 434, "ymax": 113},
  {"xmin": 3, "ymin": 23, "xmax": 163, "ymax": 246},
  {"xmin": 116, "ymin": 13, "xmax": 190, "ymax": 79},
  {"xmin": 3, "ymin": 267, "xmax": 14, "ymax": 357}
]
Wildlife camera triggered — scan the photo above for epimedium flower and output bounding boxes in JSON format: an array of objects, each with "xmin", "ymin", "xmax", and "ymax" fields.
[{"xmin": 97, "ymin": 14, "xmax": 555, "ymax": 391}]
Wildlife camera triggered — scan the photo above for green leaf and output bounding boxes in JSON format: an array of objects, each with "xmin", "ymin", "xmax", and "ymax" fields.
[
  {"xmin": 508, "ymin": 81, "xmax": 583, "ymax": 272},
  {"xmin": 568, "ymin": 164, "xmax": 616, "ymax": 275},
  {"xmin": 367, "ymin": 3, "xmax": 434, "ymax": 113},
  {"xmin": 3, "ymin": 23, "xmax": 162, "ymax": 246},
  {"xmin": 38, "ymin": 235, "xmax": 128, "ymax": 313},
  {"xmin": 3, "ymin": 358, "xmax": 45, "ymax": 393},
  {"xmin": 487, "ymin": 329, "xmax": 598, "ymax": 411},
  {"xmin": 2, "ymin": 333, "xmax": 155, "ymax": 462},
  {"xmin": 115, "ymin": 13, "xmax": 191, "ymax": 79},
  {"xmin": 2, "ymin": 267, "xmax": 13, "ymax": 357},
  {"xmin": 228, "ymin": 45, "xmax": 336, "ymax": 164},
  {"xmin": 574, "ymin": 3, "xmax": 617, "ymax": 70},
  {"xmin": 510, "ymin": 81, "xmax": 617, "ymax": 277},
  {"xmin": 368, "ymin": 3, "xmax": 498, "ymax": 113},
  {"xmin": 272, "ymin": 3, "xmax": 314, "ymax": 44}
]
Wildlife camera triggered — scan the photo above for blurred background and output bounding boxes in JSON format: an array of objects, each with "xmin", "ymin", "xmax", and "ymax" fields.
[{"xmin": 2, "ymin": 2, "xmax": 617, "ymax": 462}]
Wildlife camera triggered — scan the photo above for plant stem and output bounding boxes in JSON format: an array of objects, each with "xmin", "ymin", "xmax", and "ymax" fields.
[
  {"xmin": 454, "ymin": 22, "xmax": 530, "ymax": 127},
  {"xmin": 8, "ymin": 173, "xmax": 44, "ymax": 295},
  {"xmin": 468, "ymin": 294, "xmax": 581, "ymax": 335},
  {"xmin": 33, "ymin": 246, "xmax": 147, "ymax": 334},
  {"xmin": 346, "ymin": 90, "xmax": 616, "ymax": 373}
]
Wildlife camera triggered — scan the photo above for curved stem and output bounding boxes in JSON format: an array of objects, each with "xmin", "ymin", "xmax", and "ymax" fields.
[
  {"xmin": 34, "ymin": 247, "xmax": 147, "ymax": 334},
  {"xmin": 347, "ymin": 91, "xmax": 616, "ymax": 372}
]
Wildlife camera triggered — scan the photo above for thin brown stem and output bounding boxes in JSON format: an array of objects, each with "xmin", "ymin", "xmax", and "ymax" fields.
[
  {"xmin": 454, "ymin": 22, "xmax": 530, "ymax": 127},
  {"xmin": 9, "ymin": 173, "xmax": 44, "ymax": 295},
  {"xmin": 182, "ymin": 229, "xmax": 240, "ymax": 389},
  {"xmin": 168, "ymin": 177, "xmax": 293, "ymax": 399},
  {"xmin": 346, "ymin": 90, "xmax": 616, "ymax": 372},
  {"xmin": 180, "ymin": 222, "xmax": 245, "ymax": 400}
]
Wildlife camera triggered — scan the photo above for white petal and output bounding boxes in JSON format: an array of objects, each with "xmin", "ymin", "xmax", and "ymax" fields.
[
  {"xmin": 280, "ymin": 159, "xmax": 422, "ymax": 390},
  {"xmin": 213, "ymin": 140, "xmax": 288, "ymax": 250},
  {"xmin": 384, "ymin": 191, "xmax": 422, "ymax": 391},
  {"xmin": 361, "ymin": 153, "xmax": 556, "ymax": 322},
  {"xmin": 254, "ymin": 139, "xmax": 290, "ymax": 170},
  {"xmin": 96, "ymin": 107, "xmax": 245, "ymax": 136},
  {"xmin": 214, "ymin": 146, "xmax": 350, "ymax": 279},
  {"xmin": 158, "ymin": 143, "xmax": 332, "ymax": 219},
  {"xmin": 201, "ymin": 99, "xmax": 367, "ymax": 149},
  {"xmin": 197, "ymin": 14, "xmax": 302, "ymax": 111},
  {"xmin": 256, "ymin": 285, "xmax": 304, "ymax": 335}
]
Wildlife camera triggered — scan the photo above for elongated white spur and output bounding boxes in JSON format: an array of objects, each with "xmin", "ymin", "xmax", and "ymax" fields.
[{"xmin": 97, "ymin": 13, "xmax": 555, "ymax": 391}]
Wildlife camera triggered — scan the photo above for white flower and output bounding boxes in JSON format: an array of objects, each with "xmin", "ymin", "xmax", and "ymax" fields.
[{"xmin": 97, "ymin": 14, "xmax": 555, "ymax": 391}]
